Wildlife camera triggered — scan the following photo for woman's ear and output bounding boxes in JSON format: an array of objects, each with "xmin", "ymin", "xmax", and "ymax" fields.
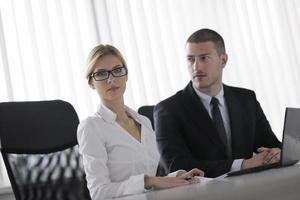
[{"xmin": 88, "ymin": 77, "xmax": 95, "ymax": 89}]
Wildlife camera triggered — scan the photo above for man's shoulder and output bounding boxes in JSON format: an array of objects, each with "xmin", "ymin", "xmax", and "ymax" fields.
[
  {"xmin": 156, "ymin": 82, "xmax": 194, "ymax": 107},
  {"xmin": 156, "ymin": 89, "xmax": 185, "ymax": 109},
  {"xmin": 224, "ymin": 84, "xmax": 256, "ymax": 97}
]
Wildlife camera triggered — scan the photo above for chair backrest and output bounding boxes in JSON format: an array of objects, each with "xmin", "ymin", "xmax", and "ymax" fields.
[
  {"xmin": 138, "ymin": 105, "xmax": 167, "ymax": 176},
  {"xmin": 138, "ymin": 105, "xmax": 154, "ymax": 129},
  {"xmin": 0, "ymin": 100, "xmax": 91, "ymax": 200}
]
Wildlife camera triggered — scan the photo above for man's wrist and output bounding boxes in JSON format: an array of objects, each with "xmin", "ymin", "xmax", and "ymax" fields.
[{"xmin": 241, "ymin": 159, "xmax": 249, "ymax": 169}]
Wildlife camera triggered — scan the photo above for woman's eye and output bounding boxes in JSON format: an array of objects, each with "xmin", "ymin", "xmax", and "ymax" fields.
[
  {"xmin": 95, "ymin": 71, "xmax": 107, "ymax": 77},
  {"xmin": 114, "ymin": 68, "xmax": 122, "ymax": 73}
]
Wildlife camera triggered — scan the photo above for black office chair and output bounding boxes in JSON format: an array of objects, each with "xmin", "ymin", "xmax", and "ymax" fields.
[
  {"xmin": 0, "ymin": 100, "xmax": 91, "ymax": 200},
  {"xmin": 138, "ymin": 105, "xmax": 155, "ymax": 129},
  {"xmin": 138, "ymin": 105, "xmax": 167, "ymax": 176}
]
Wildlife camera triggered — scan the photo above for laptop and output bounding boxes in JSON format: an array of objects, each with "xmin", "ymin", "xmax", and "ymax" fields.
[{"xmin": 227, "ymin": 107, "xmax": 300, "ymax": 177}]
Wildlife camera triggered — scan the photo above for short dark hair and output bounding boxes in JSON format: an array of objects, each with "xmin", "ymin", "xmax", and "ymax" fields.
[{"xmin": 186, "ymin": 28, "xmax": 226, "ymax": 55}]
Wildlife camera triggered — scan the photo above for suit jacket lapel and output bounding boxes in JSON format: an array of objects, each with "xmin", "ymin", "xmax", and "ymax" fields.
[{"xmin": 181, "ymin": 82, "xmax": 228, "ymax": 155}]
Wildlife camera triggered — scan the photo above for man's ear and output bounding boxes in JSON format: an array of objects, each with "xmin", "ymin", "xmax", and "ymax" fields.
[{"xmin": 221, "ymin": 53, "xmax": 228, "ymax": 67}]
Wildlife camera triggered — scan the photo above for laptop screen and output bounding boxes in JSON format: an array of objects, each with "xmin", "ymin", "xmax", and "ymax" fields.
[{"xmin": 280, "ymin": 107, "xmax": 300, "ymax": 165}]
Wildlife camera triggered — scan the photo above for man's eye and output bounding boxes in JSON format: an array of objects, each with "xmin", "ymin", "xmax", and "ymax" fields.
[
  {"xmin": 187, "ymin": 57, "xmax": 195, "ymax": 63},
  {"xmin": 201, "ymin": 56, "xmax": 209, "ymax": 61}
]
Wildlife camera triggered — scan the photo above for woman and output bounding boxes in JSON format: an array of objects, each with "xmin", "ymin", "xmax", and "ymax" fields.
[{"xmin": 77, "ymin": 44, "xmax": 204, "ymax": 200}]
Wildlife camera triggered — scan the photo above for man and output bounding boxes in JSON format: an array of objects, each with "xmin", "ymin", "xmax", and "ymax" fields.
[{"xmin": 154, "ymin": 28, "xmax": 281, "ymax": 178}]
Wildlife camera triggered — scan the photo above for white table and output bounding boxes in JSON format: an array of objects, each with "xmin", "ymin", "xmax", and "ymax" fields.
[{"xmin": 115, "ymin": 164, "xmax": 300, "ymax": 200}]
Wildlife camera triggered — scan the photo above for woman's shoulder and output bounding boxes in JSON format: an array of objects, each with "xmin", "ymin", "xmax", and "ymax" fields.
[
  {"xmin": 79, "ymin": 114, "xmax": 103, "ymax": 129},
  {"xmin": 77, "ymin": 114, "xmax": 107, "ymax": 140}
]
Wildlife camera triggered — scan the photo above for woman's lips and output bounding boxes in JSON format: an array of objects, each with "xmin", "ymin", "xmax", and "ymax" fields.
[{"xmin": 107, "ymin": 86, "xmax": 120, "ymax": 92}]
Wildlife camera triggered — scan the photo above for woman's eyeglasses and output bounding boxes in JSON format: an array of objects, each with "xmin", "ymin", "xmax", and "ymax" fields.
[{"xmin": 91, "ymin": 66, "xmax": 127, "ymax": 81}]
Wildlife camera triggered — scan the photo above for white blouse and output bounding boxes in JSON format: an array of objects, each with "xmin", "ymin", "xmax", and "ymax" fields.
[{"xmin": 77, "ymin": 104, "xmax": 160, "ymax": 200}]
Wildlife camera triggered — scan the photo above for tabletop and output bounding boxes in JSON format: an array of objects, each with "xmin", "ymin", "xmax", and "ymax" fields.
[{"xmin": 115, "ymin": 164, "xmax": 300, "ymax": 200}]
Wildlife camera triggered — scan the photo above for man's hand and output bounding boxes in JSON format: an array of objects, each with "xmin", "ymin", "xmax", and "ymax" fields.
[
  {"xmin": 241, "ymin": 147, "xmax": 281, "ymax": 169},
  {"xmin": 241, "ymin": 151, "xmax": 268, "ymax": 169},
  {"xmin": 257, "ymin": 147, "xmax": 281, "ymax": 164}
]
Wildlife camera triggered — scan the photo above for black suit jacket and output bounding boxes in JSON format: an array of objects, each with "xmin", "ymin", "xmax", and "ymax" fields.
[{"xmin": 154, "ymin": 82, "xmax": 281, "ymax": 178}]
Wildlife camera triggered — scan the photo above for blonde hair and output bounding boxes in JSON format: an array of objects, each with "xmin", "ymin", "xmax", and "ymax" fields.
[{"xmin": 86, "ymin": 44, "xmax": 127, "ymax": 86}]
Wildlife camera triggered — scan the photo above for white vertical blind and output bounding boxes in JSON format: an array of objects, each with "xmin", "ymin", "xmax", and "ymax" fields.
[
  {"xmin": 0, "ymin": 0, "xmax": 300, "ymax": 184},
  {"xmin": 0, "ymin": 0, "xmax": 100, "ymax": 118}
]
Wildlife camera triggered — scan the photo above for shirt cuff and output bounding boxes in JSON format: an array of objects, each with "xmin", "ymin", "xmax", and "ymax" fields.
[
  {"xmin": 230, "ymin": 159, "xmax": 243, "ymax": 172},
  {"xmin": 120, "ymin": 174, "xmax": 146, "ymax": 195}
]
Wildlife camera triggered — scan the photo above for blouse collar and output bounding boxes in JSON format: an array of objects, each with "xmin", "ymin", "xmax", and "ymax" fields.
[{"xmin": 96, "ymin": 104, "xmax": 143, "ymax": 124}]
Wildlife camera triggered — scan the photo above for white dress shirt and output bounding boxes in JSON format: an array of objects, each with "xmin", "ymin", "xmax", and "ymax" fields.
[
  {"xmin": 78, "ymin": 104, "xmax": 168, "ymax": 199},
  {"xmin": 192, "ymin": 84, "xmax": 243, "ymax": 172}
]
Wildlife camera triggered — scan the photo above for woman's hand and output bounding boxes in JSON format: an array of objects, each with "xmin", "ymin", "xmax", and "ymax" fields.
[
  {"xmin": 144, "ymin": 168, "xmax": 204, "ymax": 190},
  {"xmin": 178, "ymin": 168, "xmax": 205, "ymax": 181},
  {"xmin": 144, "ymin": 175, "xmax": 198, "ymax": 190}
]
